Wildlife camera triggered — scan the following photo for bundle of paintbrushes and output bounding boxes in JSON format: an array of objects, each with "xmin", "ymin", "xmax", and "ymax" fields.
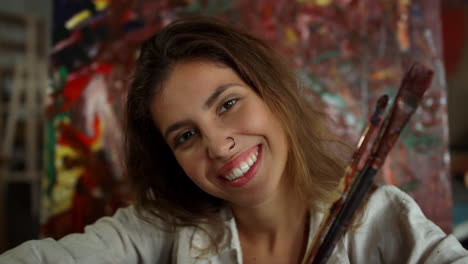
[{"xmin": 302, "ymin": 62, "xmax": 434, "ymax": 264}]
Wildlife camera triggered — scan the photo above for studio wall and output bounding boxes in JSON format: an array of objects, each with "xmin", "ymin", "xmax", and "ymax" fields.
[{"xmin": 43, "ymin": 0, "xmax": 451, "ymax": 238}]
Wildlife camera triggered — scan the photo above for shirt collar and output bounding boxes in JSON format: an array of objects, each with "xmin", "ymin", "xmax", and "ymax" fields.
[
  {"xmin": 174, "ymin": 207, "xmax": 241, "ymax": 263},
  {"xmin": 175, "ymin": 207, "xmax": 347, "ymax": 263}
]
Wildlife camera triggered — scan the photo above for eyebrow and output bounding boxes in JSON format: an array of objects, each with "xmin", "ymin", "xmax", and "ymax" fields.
[
  {"xmin": 203, "ymin": 83, "xmax": 238, "ymax": 109},
  {"xmin": 163, "ymin": 120, "xmax": 193, "ymax": 140},
  {"xmin": 163, "ymin": 83, "xmax": 238, "ymax": 139}
]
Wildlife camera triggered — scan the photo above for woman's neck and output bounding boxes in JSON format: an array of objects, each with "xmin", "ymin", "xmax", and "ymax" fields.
[{"xmin": 230, "ymin": 188, "xmax": 309, "ymax": 262}]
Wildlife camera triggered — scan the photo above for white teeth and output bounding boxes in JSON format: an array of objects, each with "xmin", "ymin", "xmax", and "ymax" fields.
[
  {"xmin": 223, "ymin": 151, "xmax": 259, "ymax": 181},
  {"xmin": 240, "ymin": 162, "xmax": 249, "ymax": 173},
  {"xmin": 233, "ymin": 168, "xmax": 243, "ymax": 178},
  {"xmin": 226, "ymin": 173, "xmax": 236, "ymax": 181}
]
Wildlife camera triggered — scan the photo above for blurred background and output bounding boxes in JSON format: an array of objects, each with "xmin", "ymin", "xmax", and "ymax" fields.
[{"xmin": 0, "ymin": 0, "xmax": 467, "ymax": 253}]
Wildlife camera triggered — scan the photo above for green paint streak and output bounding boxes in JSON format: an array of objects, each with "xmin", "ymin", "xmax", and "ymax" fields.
[
  {"xmin": 399, "ymin": 179, "xmax": 420, "ymax": 192},
  {"xmin": 184, "ymin": 0, "xmax": 202, "ymax": 13},
  {"xmin": 206, "ymin": 0, "xmax": 233, "ymax": 15},
  {"xmin": 45, "ymin": 113, "xmax": 70, "ymax": 200},
  {"xmin": 312, "ymin": 49, "xmax": 340, "ymax": 64},
  {"xmin": 322, "ymin": 93, "xmax": 346, "ymax": 108},
  {"xmin": 297, "ymin": 70, "xmax": 347, "ymax": 109},
  {"xmin": 402, "ymin": 130, "xmax": 443, "ymax": 154},
  {"xmin": 383, "ymin": 85, "xmax": 398, "ymax": 99},
  {"xmin": 45, "ymin": 120, "xmax": 56, "ymax": 199},
  {"xmin": 58, "ymin": 66, "xmax": 68, "ymax": 90},
  {"xmin": 297, "ymin": 70, "xmax": 324, "ymax": 94},
  {"xmin": 184, "ymin": 0, "xmax": 233, "ymax": 15}
]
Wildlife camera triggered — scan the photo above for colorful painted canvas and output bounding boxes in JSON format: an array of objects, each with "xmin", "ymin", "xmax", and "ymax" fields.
[{"xmin": 44, "ymin": 0, "xmax": 450, "ymax": 238}]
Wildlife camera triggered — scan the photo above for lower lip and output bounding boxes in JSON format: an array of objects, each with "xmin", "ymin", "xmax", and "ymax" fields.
[{"xmin": 219, "ymin": 145, "xmax": 262, "ymax": 187}]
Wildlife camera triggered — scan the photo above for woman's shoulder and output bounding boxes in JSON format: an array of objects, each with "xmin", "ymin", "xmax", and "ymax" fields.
[
  {"xmin": 356, "ymin": 184, "xmax": 439, "ymax": 238},
  {"xmin": 344, "ymin": 184, "xmax": 468, "ymax": 263},
  {"xmin": 365, "ymin": 184, "xmax": 419, "ymax": 215}
]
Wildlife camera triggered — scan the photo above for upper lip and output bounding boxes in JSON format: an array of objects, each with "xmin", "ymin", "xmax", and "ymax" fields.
[{"xmin": 217, "ymin": 145, "xmax": 259, "ymax": 177}]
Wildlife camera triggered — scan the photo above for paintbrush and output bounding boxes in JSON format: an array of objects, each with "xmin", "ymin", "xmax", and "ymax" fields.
[
  {"xmin": 306, "ymin": 62, "xmax": 433, "ymax": 264},
  {"xmin": 302, "ymin": 94, "xmax": 389, "ymax": 264}
]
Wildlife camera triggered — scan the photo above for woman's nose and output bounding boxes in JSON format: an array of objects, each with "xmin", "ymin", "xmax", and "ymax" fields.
[{"xmin": 205, "ymin": 134, "xmax": 235, "ymax": 160}]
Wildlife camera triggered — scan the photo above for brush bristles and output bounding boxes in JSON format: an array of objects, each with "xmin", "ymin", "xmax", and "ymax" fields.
[
  {"xmin": 376, "ymin": 94, "xmax": 389, "ymax": 113},
  {"xmin": 401, "ymin": 62, "xmax": 434, "ymax": 98}
]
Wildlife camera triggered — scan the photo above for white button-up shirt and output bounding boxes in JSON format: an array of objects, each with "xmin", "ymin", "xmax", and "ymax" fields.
[{"xmin": 1, "ymin": 185, "xmax": 467, "ymax": 263}]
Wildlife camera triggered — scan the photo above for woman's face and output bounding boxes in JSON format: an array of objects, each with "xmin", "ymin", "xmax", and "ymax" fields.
[{"xmin": 150, "ymin": 60, "xmax": 289, "ymax": 208}]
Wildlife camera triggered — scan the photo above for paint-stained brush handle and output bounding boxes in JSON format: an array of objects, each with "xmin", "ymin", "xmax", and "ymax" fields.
[
  {"xmin": 301, "ymin": 94, "xmax": 388, "ymax": 264},
  {"xmin": 308, "ymin": 62, "xmax": 433, "ymax": 264}
]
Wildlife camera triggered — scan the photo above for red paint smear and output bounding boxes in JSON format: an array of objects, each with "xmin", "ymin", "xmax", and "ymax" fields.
[
  {"xmin": 60, "ymin": 63, "xmax": 113, "ymax": 111},
  {"xmin": 441, "ymin": 8, "xmax": 466, "ymax": 75},
  {"xmin": 57, "ymin": 117, "xmax": 102, "ymax": 152}
]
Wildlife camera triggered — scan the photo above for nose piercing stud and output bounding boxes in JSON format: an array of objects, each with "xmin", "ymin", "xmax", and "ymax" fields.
[{"xmin": 227, "ymin": 137, "xmax": 235, "ymax": 150}]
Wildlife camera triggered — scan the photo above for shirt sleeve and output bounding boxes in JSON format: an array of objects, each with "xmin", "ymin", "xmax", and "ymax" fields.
[
  {"xmin": 0, "ymin": 206, "xmax": 174, "ymax": 264},
  {"xmin": 345, "ymin": 185, "xmax": 468, "ymax": 264}
]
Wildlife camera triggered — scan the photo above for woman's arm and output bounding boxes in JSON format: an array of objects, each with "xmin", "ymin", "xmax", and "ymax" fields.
[{"xmin": 0, "ymin": 206, "xmax": 174, "ymax": 264}]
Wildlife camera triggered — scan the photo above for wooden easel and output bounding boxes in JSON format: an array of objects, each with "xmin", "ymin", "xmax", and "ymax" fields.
[{"xmin": 0, "ymin": 13, "xmax": 47, "ymax": 251}]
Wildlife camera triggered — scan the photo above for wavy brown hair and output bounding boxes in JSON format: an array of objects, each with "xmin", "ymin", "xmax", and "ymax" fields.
[{"xmin": 126, "ymin": 17, "xmax": 348, "ymax": 233}]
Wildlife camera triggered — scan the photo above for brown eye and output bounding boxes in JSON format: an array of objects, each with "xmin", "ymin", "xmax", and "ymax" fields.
[
  {"xmin": 175, "ymin": 129, "xmax": 197, "ymax": 146},
  {"xmin": 219, "ymin": 98, "xmax": 238, "ymax": 114}
]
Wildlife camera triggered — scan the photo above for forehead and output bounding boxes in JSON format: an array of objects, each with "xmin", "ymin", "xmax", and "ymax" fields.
[
  {"xmin": 164, "ymin": 60, "xmax": 231, "ymax": 93},
  {"xmin": 150, "ymin": 60, "xmax": 243, "ymax": 127}
]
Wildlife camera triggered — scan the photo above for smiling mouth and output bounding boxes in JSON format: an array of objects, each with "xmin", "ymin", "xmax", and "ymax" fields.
[{"xmin": 222, "ymin": 149, "xmax": 259, "ymax": 181}]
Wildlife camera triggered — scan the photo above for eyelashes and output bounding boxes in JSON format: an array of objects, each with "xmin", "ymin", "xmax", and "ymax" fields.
[
  {"xmin": 173, "ymin": 97, "xmax": 240, "ymax": 148},
  {"xmin": 174, "ymin": 129, "xmax": 197, "ymax": 146},
  {"xmin": 219, "ymin": 98, "xmax": 238, "ymax": 114}
]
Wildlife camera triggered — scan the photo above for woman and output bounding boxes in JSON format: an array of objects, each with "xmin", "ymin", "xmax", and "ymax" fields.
[{"xmin": 1, "ymin": 17, "xmax": 467, "ymax": 264}]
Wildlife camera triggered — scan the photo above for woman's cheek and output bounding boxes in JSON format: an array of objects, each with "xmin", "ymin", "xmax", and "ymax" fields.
[
  {"xmin": 237, "ymin": 102, "xmax": 271, "ymax": 132},
  {"xmin": 175, "ymin": 151, "xmax": 201, "ymax": 180}
]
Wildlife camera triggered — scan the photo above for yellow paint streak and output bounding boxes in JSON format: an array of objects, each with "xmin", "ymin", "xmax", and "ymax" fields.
[
  {"xmin": 65, "ymin": 10, "xmax": 91, "ymax": 30},
  {"xmin": 286, "ymin": 28, "xmax": 298, "ymax": 44},
  {"xmin": 316, "ymin": 0, "xmax": 333, "ymax": 6}
]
